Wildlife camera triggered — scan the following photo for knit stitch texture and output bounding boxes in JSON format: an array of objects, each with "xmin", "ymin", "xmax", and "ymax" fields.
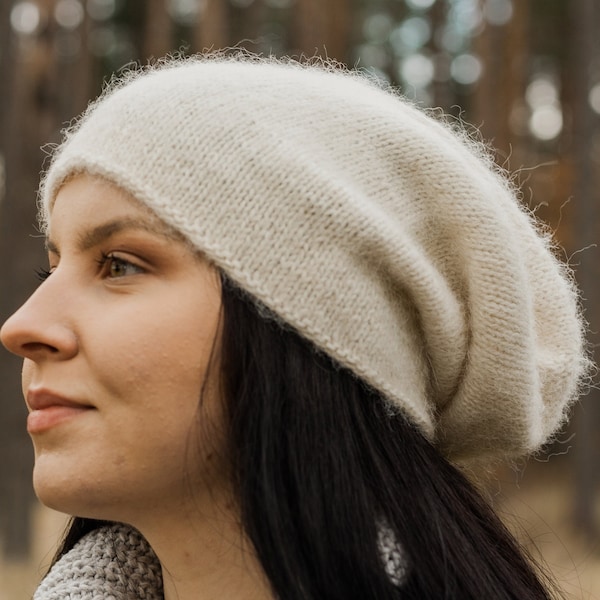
[
  {"xmin": 33, "ymin": 524, "xmax": 163, "ymax": 599},
  {"xmin": 33, "ymin": 523, "xmax": 408, "ymax": 597},
  {"xmin": 39, "ymin": 55, "xmax": 590, "ymax": 460}
]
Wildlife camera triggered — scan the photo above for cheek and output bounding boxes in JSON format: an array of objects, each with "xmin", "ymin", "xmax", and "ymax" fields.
[
  {"xmin": 95, "ymin": 295, "xmax": 221, "ymax": 411},
  {"xmin": 30, "ymin": 288, "xmax": 223, "ymax": 520}
]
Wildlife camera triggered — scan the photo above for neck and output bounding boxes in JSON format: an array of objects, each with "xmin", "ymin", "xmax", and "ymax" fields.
[{"xmin": 129, "ymin": 491, "xmax": 273, "ymax": 600}]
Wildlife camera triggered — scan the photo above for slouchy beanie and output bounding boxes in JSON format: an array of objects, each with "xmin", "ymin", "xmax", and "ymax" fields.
[{"xmin": 39, "ymin": 55, "xmax": 589, "ymax": 461}]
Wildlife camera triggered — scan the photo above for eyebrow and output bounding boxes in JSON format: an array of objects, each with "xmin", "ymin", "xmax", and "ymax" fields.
[{"xmin": 45, "ymin": 217, "xmax": 185, "ymax": 255}]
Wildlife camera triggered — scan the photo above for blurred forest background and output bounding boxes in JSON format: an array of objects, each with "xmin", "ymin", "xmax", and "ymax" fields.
[{"xmin": 1, "ymin": 0, "xmax": 599, "ymax": 597}]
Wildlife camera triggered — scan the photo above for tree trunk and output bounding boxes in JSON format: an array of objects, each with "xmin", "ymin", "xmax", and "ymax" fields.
[
  {"xmin": 194, "ymin": 0, "xmax": 229, "ymax": 52},
  {"xmin": 0, "ymin": 6, "xmax": 41, "ymax": 559},
  {"xmin": 143, "ymin": 0, "xmax": 172, "ymax": 60},
  {"xmin": 569, "ymin": 0, "xmax": 600, "ymax": 540}
]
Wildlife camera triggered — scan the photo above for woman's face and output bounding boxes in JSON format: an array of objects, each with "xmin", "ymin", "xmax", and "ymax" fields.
[{"xmin": 0, "ymin": 175, "xmax": 223, "ymax": 523}]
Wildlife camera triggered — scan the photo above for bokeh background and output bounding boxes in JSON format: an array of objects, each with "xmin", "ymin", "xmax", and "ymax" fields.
[{"xmin": 1, "ymin": 0, "xmax": 599, "ymax": 597}]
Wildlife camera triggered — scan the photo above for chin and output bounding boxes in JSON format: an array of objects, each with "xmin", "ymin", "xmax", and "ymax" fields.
[{"xmin": 33, "ymin": 459, "xmax": 121, "ymax": 522}]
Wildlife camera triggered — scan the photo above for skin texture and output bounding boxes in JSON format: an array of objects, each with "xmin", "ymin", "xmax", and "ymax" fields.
[{"xmin": 0, "ymin": 175, "xmax": 272, "ymax": 600}]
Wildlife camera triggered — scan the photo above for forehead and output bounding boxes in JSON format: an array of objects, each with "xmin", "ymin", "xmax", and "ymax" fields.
[{"xmin": 47, "ymin": 174, "xmax": 191, "ymax": 248}]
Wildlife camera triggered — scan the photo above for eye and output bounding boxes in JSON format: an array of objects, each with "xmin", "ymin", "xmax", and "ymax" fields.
[{"xmin": 98, "ymin": 253, "xmax": 145, "ymax": 279}]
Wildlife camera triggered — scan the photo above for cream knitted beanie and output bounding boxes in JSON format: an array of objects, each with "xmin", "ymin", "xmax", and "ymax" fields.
[{"xmin": 39, "ymin": 55, "xmax": 589, "ymax": 461}]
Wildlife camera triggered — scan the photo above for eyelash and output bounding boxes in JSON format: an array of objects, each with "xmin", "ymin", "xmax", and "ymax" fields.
[
  {"xmin": 35, "ymin": 253, "xmax": 143, "ymax": 283},
  {"xmin": 35, "ymin": 268, "xmax": 52, "ymax": 282},
  {"xmin": 96, "ymin": 252, "xmax": 144, "ymax": 278}
]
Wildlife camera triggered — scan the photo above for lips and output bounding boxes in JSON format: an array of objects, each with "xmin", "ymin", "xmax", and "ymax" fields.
[{"xmin": 26, "ymin": 389, "xmax": 94, "ymax": 434}]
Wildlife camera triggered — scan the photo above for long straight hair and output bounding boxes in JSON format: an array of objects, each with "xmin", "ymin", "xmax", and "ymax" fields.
[{"xmin": 51, "ymin": 275, "xmax": 559, "ymax": 599}]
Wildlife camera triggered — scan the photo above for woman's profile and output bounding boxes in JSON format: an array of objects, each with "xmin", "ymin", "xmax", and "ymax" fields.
[{"xmin": 0, "ymin": 54, "xmax": 590, "ymax": 599}]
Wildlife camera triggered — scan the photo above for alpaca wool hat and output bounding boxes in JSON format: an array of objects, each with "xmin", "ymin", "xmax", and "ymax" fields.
[{"xmin": 40, "ymin": 56, "xmax": 589, "ymax": 461}]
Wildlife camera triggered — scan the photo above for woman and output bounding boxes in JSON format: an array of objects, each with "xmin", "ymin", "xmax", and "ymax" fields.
[{"xmin": 0, "ymin": 55, "xmax": 589, "ymax": 599}]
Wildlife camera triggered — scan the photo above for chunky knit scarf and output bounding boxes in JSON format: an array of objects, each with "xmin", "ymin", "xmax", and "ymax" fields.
[
  {"xmin": 33, "ymin": 523, "xmax": 406, "ymax": 597},
  {"xmin": 33, "ymin": 525, "xmax": 163, "ymax": 600}
]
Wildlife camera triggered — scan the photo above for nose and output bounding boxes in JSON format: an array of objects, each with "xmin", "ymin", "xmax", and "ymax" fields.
[{"xmin": 0, "ymin": 278, "xmax": 78, "ymax": 362}]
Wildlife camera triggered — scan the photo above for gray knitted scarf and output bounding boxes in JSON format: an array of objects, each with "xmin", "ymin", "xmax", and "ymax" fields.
[
  {"xmin": 33, "ymin": 522, "xmax": 405, "ymax": 598},
  {"xmin": 33, "ymin": 524, "xmax": 163, "ymax": 599}
]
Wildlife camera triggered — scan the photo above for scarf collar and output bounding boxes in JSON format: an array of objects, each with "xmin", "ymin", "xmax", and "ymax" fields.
[{"xmin": 34, "ymin": 524, "xmax": 163, "ymax": 599}]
